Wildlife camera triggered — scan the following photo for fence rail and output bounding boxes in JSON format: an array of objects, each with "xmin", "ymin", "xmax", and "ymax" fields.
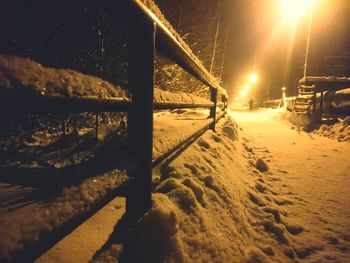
[
  {"xmin": 0, "ymin": 96, "xmax": 131, "ymax": 114},
  {"xmin": 0, "ymin": 96, "xmax": 216, "ymax": 114}
]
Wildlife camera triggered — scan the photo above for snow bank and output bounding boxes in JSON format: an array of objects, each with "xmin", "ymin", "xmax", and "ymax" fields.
[
  {"xmin": 154, "ymin": 88, "xmax": 211, "ymax": 106},
  {"xmin": 0, "ymin": 55, "xmax": 126, "ymax": 99},
  {"xmin": 93, "ymin": 116, "xmax": 305, "ymax": 262},
  {"xmin": 0, "ymin": 55, "xmax": 212, "ymax": 106},
  {"xmin": 312, "ymin": 116, "xmax": 350, "ymax": 142},
  {"xmin": 153, "ymin": 109, "xmax": 211, "ymax": 160},
  {"xmin": 277, "ymin": 108, "xmax": 350, "ymax": 142},
  {"xmin": 0, "ymin": 116, "xmax": 126, "ymax": 168}
]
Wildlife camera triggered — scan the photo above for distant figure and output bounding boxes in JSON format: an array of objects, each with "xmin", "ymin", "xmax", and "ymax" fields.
[{"xmin": 249, "ymin": 98, "xmax": 254, "ymax": 110}]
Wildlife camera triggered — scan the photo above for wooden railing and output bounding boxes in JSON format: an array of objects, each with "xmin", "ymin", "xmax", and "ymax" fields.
[
  {"xmin": 113, "ymin": 0, "xmax": 228, "ymax": 221},
  {"xmin": 0, "ymin": 0, "xmax": 228, "ymax": 260}
]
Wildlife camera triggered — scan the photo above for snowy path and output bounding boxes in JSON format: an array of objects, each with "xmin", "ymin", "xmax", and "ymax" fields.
[{"xmin": 230, "ymin": 108, "xmax": 350, "ymax": 261}]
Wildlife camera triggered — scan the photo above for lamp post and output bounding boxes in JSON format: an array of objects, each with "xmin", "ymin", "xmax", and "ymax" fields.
[
  {"xmin": 279, "ymin": 0, "xmax": 316, "ymax": 79},
  {"xmin": 303, "ymin": 8, "xmax": 314, "ymax": 79}
]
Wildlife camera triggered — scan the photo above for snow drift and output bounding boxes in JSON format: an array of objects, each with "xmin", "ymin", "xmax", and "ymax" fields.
[
  {"xmin": 0, "ymin": 55, "xmax": 211, "ymax": 106},
  {"xmin": 93, "ymin": 116, "xmax": 314, "ymax": 263},
  {"xmin": 327, "ymin": 88, "xmax": 350, "ymax": 113},
  {"xmin": 0, "ymin": 55, "xmax": 126, "ymax": 99}
]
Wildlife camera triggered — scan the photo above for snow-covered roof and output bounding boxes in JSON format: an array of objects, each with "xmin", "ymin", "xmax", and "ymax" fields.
[
  {"xmin": 300, "ymin": 76, "xmax": 350, "ymax": 84},
  {"xmin": 299, "ymin": 76, "xmax": 350, "ymax": 92}
]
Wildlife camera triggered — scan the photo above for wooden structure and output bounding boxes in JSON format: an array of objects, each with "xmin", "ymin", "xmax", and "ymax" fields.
[{"xmin": 294, "ymin": 76, "xmax": 350, "ymax": 114}]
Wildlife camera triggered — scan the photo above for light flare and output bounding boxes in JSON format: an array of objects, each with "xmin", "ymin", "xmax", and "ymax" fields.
[
  {"xmin": 279, "ymin": 0, "xmax": 316, "ymax": 25},
  {"xmin": 248, "ymin": 73, "xmax": 258, "ymax": 83},
  {"xmin": 240, "ymin": 84, "xmax": 251, "ymax": 98}
]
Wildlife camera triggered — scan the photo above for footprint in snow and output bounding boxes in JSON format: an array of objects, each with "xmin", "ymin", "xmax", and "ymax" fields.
[
  {"xmin": 256, "ymin": 159, "xmax": 269, "ymax": 172},
  {"xmin": 273, "ymin": 197, "xmax": 293, "ymax": 206},
  {"xmin": 283, "ymin": 221, "xmax": 304, "ymax": 235},
  {"xmin": 248, "ymin": 191, "xmax": 266, "ymax": 207},
  {"xmin": 268, "ymin": 177, "xmax": 282, "ymax": 182},
  {"xmin": 244, "ymin": 145, "xmax": 254, "ymax": 153},
  {"xmin": 263, "ymin": 207, "xmax": 281, "ymax": 223},
  {"xmin": 255, "ymin": 183, "xmax": 266, "ymax": 193},
  {"xmin": 295, "ymin": 245, "xmax": 322, "ymax": 259},
  {"xmin": 262, "ymin": 221, "xmax": 289, "ymax": 244},
  {"xmin": 325, "ymin": 234, "xmax": 340, "ymax": 245}
]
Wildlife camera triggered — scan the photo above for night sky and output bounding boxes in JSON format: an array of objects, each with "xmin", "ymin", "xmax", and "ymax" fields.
[
  {"xmin": 1, "ymin": 0, "xmax": 349, "ymax": 99},
  {"xmin": 158, "ymin": 0, "xmax": 350, "ymax": 99}
]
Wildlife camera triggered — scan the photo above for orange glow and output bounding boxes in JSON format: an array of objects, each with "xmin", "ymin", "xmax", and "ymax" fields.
[
  {"xmin": 247, "ymin": 73, "xmax": 258, "ymax": 83},
  {"xmin": 240, "ymin": 84, "xmax": 251, "ymax": 98},
  {"xmin": 279, "ymin": 0, "xmax": 316, "ymax": 25}
]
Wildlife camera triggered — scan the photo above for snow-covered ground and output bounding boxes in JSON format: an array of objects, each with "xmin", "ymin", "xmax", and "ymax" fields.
[
  {"xmin": 0, "ymin": 109, "xmax": 213, "ymax": 262},
  {"xmin": 307, "ymin": 116, "xmax": 350, "ymax": 142},
  {"xmin": 153, "ymin": 109, "xmax": 211, "ymax": 159},
  {"xmin": 229, "ymin": 108, "xmax": 350, "ymax": 262},
  {"xmin": 93, "ymin": 107, "xmax": 350, "ymax": 263},
  {"xmin": 1, "ymin": 104, "xmax": 349, "ymax": 262}
]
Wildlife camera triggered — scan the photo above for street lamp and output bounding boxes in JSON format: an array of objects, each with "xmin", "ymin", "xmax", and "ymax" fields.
[
  {"xmin": 279, "ymin": 0, "xmax": 316, "ymax": 26},
  {"xmin": 279, "ymin": 0, "xmax": 316, "ymax": 78},
  {"xmin": 303, "ymin": 7, "xmax": 314, "ymax": 79},
  {"xmin": 248, "ymin": 73, "xmax": 258, "ymax": 84}
]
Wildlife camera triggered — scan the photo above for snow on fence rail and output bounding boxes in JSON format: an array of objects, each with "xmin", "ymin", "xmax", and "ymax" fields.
[{"xmin": 0, "ymin": 0, "xmax": 227, "ymax": 260}]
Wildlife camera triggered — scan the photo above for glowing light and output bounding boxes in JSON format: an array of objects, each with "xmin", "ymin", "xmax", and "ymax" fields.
[
  {"xmin": 240, "ymin": 84, "xmax": 251, "ymax": 98},
  {"xmin": 248, "ymin": 73, "xmax": 258, "ymax": 83},
  {"xmin": 279, "ymin": 0, "xmax": 316, "ymax": 25}
]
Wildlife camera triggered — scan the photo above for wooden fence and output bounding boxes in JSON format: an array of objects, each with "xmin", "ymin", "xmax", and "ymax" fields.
[{"xmin": 0, "ymin": 0, "xmax": 228, "ymax": 260}]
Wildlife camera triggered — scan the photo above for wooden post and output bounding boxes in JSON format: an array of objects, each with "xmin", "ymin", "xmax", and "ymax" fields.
[
  {"xmin": 210, "ymin": 88, "xmax": 217, "ymax": 131},
  {"xmin": 320, "ymin": 91, "xmax": 324, "ymax": 114},
  {"xmin": 127, "ymin": 16, "xmax": 155, "ymax": 222},
  {"xmin": 223, "ymin": 95, "xmax": 227, "ymax": 116},
  {"xmin": 313, "ymin": 92, "xmax": 317, "ymax": 112}
]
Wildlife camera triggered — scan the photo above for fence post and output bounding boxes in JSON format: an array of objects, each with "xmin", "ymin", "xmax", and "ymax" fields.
[
  {"xmin": 210, "ymin": 88, "xmax": 217, "ymax": 131},
  {"xmin": 223, "ymin": 95, "xmax": 227, "ymax": 116},
  {"xmin": 312, "ymin": 92, "xmax": 317, "ymax": 112},
  {"xmin": 127, "ymin": 15, "xmax": 155, "ymax": 222}
]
